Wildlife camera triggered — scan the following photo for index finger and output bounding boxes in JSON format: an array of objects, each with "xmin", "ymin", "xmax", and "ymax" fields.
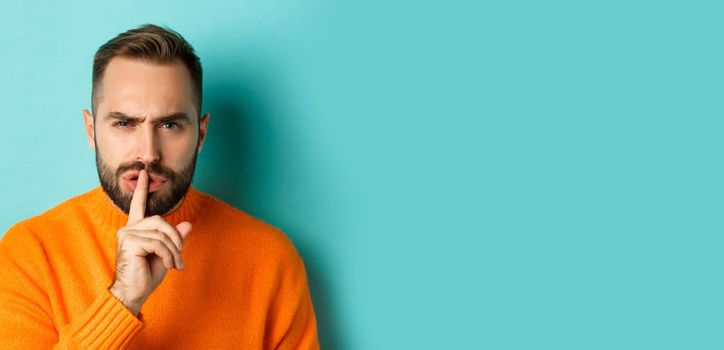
[{"xmin": 127, "ymin": 169, "xmax": 148, "ymax": 224}]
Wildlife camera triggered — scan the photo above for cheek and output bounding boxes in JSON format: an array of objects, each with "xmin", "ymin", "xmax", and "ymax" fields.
[
  {"xmin": 160, "ymin": 137, "xmax": 197, "ymax": 164},
  {"xmin": 95, "ymin": 138, "xmax": 129, "ymax": 165},
  {"xmin": 96, "ymin": 149, "xmax": 121, "ymax": 174}
]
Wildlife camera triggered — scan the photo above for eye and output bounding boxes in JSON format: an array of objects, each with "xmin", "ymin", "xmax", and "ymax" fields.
[
  {"xmin": 161, "ymin": 122, "xmax": 179, "ymax": 129},
  {"xmin": 113, "ymin": 121, "xmax": 130, "ymax": 128}
]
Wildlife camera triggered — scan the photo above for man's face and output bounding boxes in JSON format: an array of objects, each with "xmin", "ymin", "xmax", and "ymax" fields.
[{"xmin": 82, "ymin": 57, "xmax": 209, "ymax": 216}]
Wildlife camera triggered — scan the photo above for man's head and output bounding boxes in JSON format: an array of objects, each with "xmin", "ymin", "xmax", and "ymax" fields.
[{"xmin": 82, "ymin": 24, "xmax": 210, "ymax": 216}]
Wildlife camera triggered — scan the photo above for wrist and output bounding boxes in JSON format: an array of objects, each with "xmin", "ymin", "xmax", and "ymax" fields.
[{"xmin": 108, "ymin": 284, "xmax": 143, "ymax": 317}]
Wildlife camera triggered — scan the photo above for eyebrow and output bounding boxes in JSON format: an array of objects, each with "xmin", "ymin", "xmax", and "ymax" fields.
[{"xmin": 104, "ymin": 111, "xmax": 192, "ymax": 124}]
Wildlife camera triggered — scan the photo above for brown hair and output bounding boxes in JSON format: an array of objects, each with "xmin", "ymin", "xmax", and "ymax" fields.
[{"xmin": 91, "ymin": 24, "xmax": 202, "ymax": 118}]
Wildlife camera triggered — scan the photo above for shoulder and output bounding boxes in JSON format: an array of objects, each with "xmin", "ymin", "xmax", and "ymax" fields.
[
  {"xmin": 2, "ymin": 188, "xmax": 95, "ymax": 239},
  {"xmin": 1, "ymin": 188, "xmax": 96, "ymax": 244},
  {"xmin": 198, "ymin": 191, "xmax": 302, "ymax": 264},
  {"xmin": 0, "ymin": 219, "xmax": 50, "ymax": 273}
]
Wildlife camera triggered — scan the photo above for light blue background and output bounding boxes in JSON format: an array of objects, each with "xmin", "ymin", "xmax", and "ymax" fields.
[{"xmin": 1, "ymin": 1, "xmax": 721, "ymax": 348}]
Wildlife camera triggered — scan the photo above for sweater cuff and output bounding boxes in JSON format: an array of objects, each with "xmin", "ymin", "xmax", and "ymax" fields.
[{"xmin": 67, "ymin": 288, "xmax": 145, "ymax": 349}]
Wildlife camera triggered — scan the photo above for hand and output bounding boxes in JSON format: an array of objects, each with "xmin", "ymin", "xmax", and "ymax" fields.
[{"xmin": 108, "ymin": 169, "xmax": 192, "ymax": 316}]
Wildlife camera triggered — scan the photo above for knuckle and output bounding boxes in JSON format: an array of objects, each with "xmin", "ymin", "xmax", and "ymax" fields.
[
  {"xmin": 131, "ymin": 235, "xmax": 147, "ymax": 246},
  {"xmin": 118, "ymin": 231, "xmax": 134, "ymax": 243},
  {"xmin": 155, "ymin": 227, "xmax": 174, "ymax": 239},
  {"xmin": 118, "ymin": 234, "xmax": 142, "ymax": 250},
  {"xmin": 156, "ymin": 231, "xmax": 173, "ymax": 244},
  {"xmin": 167, "ymin": 231, "xmax": 180, "ymax": 242},
  {"xmin": 152, "ymin": 239, "xmax": 164, "ymax": 249},
  {"xmin": 161, "ymin": 241, "xmax": 175, "ymax": 254}
]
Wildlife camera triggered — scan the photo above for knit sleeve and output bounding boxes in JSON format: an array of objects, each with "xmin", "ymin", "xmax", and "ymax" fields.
[
  {"xmin": 265, "ymin": 238, "xmax": 320, "ymax": 350},
  {"xmin": 55, "ymin": 288, "xmax": 145, "ymax": 348},
  {"xmin": 0, "ymin": 223, "xmax": 145, "ymax": 349}
]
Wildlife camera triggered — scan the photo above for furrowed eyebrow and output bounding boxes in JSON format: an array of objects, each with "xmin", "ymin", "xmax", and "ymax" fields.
[
  {"xmin": 154, "ymin": 113, "xmax": 192, "ymax": 125},
  {"xmin": 104, "ymin": 111, "xmax": 192, "ymax": 124},
  {"xmin": 104, "ymin": 111, "xmax": 142, "ymax": 122}
]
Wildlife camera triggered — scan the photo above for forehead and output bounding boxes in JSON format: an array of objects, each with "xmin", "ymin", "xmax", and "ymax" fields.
[{"xmin": 98, "ymin": 56, "xmax": 196, "ymax": 117}]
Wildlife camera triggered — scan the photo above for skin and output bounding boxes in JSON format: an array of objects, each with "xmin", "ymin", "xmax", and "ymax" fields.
[{"xmin": 82, "ymin": 57, "xmax": 210, "ymax": 316}]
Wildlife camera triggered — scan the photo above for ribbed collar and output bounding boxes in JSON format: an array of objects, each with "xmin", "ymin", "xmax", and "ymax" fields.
[{"xmin": 83, "ymin": 185, "xmax": 207, "ymax": 233}]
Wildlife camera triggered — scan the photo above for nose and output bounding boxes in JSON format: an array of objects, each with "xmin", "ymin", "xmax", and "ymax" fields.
[{"xmin": 135, "ymin": 124, "xmax": 161, "ymax": 164}]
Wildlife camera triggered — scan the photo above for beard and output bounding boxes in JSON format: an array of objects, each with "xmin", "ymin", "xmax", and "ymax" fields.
[{"xmin": 95, "ymin": 149, "xmax": 198, "ymax": 217}]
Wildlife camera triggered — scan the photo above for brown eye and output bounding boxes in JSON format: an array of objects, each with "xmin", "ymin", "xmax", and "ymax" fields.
[{"xmin": 161, "ymin": 122, "xmax": 179, "ymax": 129}]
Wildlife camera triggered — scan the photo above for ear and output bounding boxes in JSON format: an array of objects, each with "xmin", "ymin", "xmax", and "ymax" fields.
[
  {"xmin": 197, "ymin": 112, "xmax": 210, "ymax": 153},
  {"xmin": 82, "ymin": 109, "xmax": 96, "ymax": 151}
]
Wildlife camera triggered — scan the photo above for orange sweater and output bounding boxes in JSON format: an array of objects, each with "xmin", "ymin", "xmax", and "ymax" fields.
[{"xmin": 0, "ymin": 186, "xmax": 319, "ymax": 349}]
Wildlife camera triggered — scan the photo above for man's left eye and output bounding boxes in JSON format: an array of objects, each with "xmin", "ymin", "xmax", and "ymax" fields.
[{"xmin": 161, "ymin": 122, "xmax": 178, "ymax": 129}]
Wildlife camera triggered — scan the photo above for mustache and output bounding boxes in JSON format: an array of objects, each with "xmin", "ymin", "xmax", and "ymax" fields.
[{"xmin": 115, "ymin": 161, "xmax": 175, "ymax": 180}]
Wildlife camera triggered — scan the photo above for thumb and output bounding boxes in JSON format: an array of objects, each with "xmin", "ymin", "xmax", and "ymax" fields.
[{"xmin": 176, "ymin": 222, "xmax": 192, "ymax": 241}]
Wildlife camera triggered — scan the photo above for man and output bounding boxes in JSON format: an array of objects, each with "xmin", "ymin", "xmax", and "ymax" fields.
[{"xmin": 0, "ymin": 24, "xmax": 320, "ymax": 349}]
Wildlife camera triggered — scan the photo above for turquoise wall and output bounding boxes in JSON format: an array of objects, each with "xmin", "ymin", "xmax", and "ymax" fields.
[{"xmin": 1, "ymin": 1, "xmax": 721, "ymax": 348}]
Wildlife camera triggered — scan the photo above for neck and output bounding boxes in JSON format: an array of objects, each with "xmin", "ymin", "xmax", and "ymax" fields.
[
  {"xmin": 103, "ymin": 192, "xmax": 186, "ymax": 217},
  {"xmin": 85, "ymin": 185, "xmax": 206, "ymax": 234}
]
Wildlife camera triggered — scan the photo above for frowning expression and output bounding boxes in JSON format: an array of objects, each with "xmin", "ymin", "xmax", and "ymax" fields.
[{"xmin": 83, "ymin": 56, "xmax": 209, "ymax": 216}]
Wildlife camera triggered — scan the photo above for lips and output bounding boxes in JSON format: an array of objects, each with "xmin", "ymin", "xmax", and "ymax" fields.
[{"xmin": 121, "ymin": 171, "xmax": 168, "ymax": 193}]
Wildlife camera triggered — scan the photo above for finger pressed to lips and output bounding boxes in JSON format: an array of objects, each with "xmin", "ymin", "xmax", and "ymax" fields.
[
  {"xmin": 127, "ymin": 169, "xmax": 149, "ymax": 224},
  {"xmin": 123, "ymin": 172, "xmax": 167, "ymax": 193}
]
